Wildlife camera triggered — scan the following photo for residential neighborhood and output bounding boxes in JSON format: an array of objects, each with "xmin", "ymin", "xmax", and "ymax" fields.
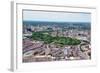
[{"xmin": 22, "ymin": 21, "xmax": 91, "ymax": 62}]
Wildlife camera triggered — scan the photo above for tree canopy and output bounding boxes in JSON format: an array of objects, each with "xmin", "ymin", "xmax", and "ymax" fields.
[{"xmin": 32, "ymin": 32, "xmax": 81, "ymax": 45}]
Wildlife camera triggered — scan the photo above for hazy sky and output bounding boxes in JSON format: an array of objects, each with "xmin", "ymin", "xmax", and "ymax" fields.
[{"xmin": 23, "ymin": 10, "xmax": 91, "ymax": 22}]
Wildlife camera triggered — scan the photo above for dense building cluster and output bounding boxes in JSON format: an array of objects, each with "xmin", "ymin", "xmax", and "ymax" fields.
[{"xmin": 23, "ymin": 23, "xmax": 91, "ymax": 62}]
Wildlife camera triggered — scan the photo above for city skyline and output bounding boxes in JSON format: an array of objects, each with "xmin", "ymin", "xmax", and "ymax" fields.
[{"xmin": 22, "ymin": 10, "xmax": 91, "ymax": 62}]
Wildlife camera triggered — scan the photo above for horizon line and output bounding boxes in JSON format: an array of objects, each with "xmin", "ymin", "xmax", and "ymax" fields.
[{"xmin": 23, "ymin": 20, "xmax": 91, "ymax": 23}]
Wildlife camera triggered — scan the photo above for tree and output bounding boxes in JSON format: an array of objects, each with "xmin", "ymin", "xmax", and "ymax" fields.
[{"xmin": 32, "ymin": 32, "xmax": 81, "ymax": 46}]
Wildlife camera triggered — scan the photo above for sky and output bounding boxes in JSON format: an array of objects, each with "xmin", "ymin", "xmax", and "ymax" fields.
[{"xmin": 23, "ymin": 10, "xmax": 91, "ymax": 22}]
